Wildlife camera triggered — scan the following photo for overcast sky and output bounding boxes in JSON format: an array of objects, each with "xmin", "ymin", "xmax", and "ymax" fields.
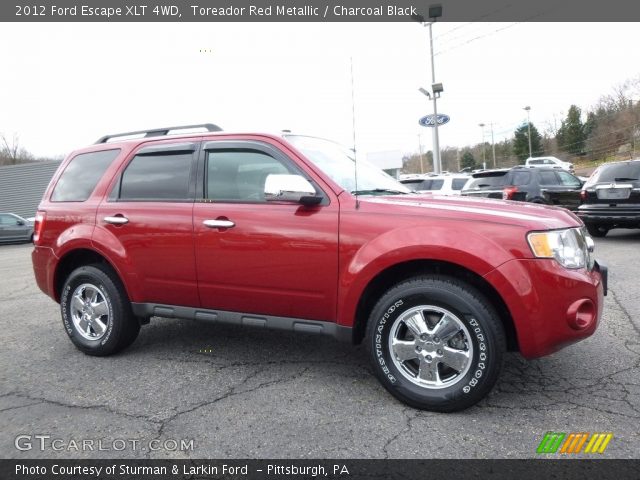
[{"xmin": 1, "ymin": 22, "xmax": 639, "ymax": 159}]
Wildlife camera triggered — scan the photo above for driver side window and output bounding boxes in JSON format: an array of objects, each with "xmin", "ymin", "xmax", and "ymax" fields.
[{"xmin": 206, "ymin": 150, "xmax": 292, "ymax": 202}]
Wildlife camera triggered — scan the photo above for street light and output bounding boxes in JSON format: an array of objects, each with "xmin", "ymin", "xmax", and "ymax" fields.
[
  {"xmin": 416, "ymin": 4, "xmax": 443, "ymax": 174},
  {"xmin": 524, "ymin": 106, "xmax": 532, "ymax": 158},
  {"xmin": 479, "ymin": 123, "xmax": 486, "ymax": 169}
]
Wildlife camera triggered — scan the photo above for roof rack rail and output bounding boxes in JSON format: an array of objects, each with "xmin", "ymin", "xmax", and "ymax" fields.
[{"xmin": 95, "ymin": 123, "xmax": 223, "ymax": 144}]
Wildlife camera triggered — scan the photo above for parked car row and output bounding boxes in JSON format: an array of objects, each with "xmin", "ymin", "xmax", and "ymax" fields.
[
  {"xmin": 461, "ymin": 167, "xmax": 583, "ymax": 211},
  {"xmin": 399, "ymin": 158, "xmax": 640, "ymax": 237},
  {"xmin": 577, "ymin": 159, "xmax": 640, "ymax": 237}
]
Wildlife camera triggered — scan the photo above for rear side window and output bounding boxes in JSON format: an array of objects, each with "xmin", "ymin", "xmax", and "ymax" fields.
[
  {"xmin": 510, "ymin": 171, "xmax": 531, "ymax": 186},
  {"xmin": 429, "ymin": 179, "xmax": 444, "ymax": 190},
  {"xmin": 119, "ymin": 152, "xmax": 193, "ymax": 201},
  {"xmin": 401, "ymin": 180, "xmax": 425, "ymax": 191},
  {"xmin": 539, "ymin": 171, "xmax": 559, "ymax": 185},
  {"xmin": 51, "ymin": 149, "xmax": 120, "ymax": 202},
  {"xmin": 452, "ymin": 178, "xmax": 468, "ymax": 190}
]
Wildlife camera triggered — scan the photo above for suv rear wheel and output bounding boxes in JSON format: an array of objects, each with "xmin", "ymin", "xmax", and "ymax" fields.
[
  {"xmin": 365, "ymin": 275, "xmax": 505, "ymax": 412},
  {"xmin": 60, "ymin": 264, "xmax": 140, "ymax": 356}
]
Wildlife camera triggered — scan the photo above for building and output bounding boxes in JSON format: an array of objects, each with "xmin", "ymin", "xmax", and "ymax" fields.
[
  {"xmin": 366, "ymin": 150, "xmax": 403, "ymax": 178},
  {"xmin": 0, "ymin": 161, "xmax": 61, "ymax": 218}
]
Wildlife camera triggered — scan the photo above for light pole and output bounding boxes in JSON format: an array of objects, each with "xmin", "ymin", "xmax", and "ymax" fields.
[
  {"xmin": 416, "ymin": 4, "xmax": 443, "ymax": 174},
  {"xmin": 479, "ymin": 123, "xmax": 486, "ymax": 169},
  {"xmin": 524, "ymin": 106, "xmax": 532, "ymax": 158}
]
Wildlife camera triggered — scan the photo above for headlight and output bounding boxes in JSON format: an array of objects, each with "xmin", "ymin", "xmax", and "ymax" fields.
[{"xmin": 527, "ymin": 228, "xmax": 593, "ymax": 269}]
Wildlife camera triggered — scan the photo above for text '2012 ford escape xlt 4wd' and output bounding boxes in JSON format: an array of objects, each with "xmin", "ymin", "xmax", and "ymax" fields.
[{"xmin": 32, "ymin": 124, "xmax": 607, "ymax": 411}]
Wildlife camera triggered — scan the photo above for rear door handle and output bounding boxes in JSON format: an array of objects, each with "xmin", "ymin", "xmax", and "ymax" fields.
[
  {"xmin": 104, "ymin": 215, "xmax": 129, "ymax": 225},
  {"xmin": 203, "ymin": 219, "xmax": 235, "ymax": 229}
]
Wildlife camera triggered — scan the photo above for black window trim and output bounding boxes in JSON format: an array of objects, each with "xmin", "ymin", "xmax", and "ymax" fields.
[
  {"xmin": 197, "ymin": 140, "xmax": 329, "ymax": 206},
  {"xmin": 109, "ymin": 142, "xmax": 200, "ymax": 203}
]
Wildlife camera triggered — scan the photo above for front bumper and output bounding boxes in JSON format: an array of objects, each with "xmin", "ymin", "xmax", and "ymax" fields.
[{"xmin": 484, "ymin": 258, "xmax": 605, "ymax": 359}]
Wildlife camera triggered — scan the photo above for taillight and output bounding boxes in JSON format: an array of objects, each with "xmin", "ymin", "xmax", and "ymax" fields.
[
  {"xmin": 33, "ymin": 211, "xmax": 46, "ymax": 244},
  {"xmin": 580, "ymin": 190, "xmax": 587, "ymax": 202},
  {"xmin": 503, "ymin": 186, "xmax": 518, "ymax": 200}
]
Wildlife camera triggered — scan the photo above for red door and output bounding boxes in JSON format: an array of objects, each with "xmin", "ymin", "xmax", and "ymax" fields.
[
  {"xmin": 193, "ymin": 142, "xmax": 339, "ymax": 321},
  {"xmin": 95, "ymin": 142, "xmax": 200, "ymax": 306}
]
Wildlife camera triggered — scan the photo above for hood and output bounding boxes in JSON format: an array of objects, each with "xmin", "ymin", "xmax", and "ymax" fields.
[{"xmin": 362, "ymin": 194, "xmax": 582, "ymax": 231}]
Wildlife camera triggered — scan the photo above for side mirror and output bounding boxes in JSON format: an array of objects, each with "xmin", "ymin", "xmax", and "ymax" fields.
[
  {"xmin": 264, "ymin": 174, "xmax": 322, "ymax": 206},
  {"xmin": 16, "ymin": 220, "xmax": 24, "ymax": 226}
]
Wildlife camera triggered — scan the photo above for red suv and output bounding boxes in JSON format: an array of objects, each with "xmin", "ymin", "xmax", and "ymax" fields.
[{"xmin": 32, "ymin": 124, "xmax": 607, "ymax": 411}]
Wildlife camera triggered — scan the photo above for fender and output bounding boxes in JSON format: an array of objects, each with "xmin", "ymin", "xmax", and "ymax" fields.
[
  {"xmin": 90, "ymin": 225, "xmax": 143, "ymax": 302},
  {"xmin": 336, "ymin": 223, "xmax": 519, "ymax": 327}
]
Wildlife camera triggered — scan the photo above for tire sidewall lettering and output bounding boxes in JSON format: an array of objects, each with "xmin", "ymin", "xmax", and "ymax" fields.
[
  {"xmin": 374, "ymin": 300, "xmax": 403, "ymax": 384},
  {"xmin": 462, "ymin": 318, "xmax": 488, "ymax": 394}
]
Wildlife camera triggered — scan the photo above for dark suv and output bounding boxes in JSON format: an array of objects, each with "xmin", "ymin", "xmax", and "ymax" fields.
[
  {"xmin": 577, "ymin": 159, "xmax": 640, "ymax": 237},
  {"xmin": 32, "ymin": 124, "xmax": 606, "ymax": 412},
  {"xmin": 461, "ymin": 166, "xmax": 583, "ymax": 210}
]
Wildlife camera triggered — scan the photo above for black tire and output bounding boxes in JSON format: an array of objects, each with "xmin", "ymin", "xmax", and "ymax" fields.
[
  {"xmin": 365, "ymin": 275, "xmax": 505, "ymax": 412},
  {"xmin": 60, "ymin": 264, "xmax": 140, "ymax": 356},
  {"xmin": 586, "ymin": 224, "xmax": 609, "ymax": 238}
]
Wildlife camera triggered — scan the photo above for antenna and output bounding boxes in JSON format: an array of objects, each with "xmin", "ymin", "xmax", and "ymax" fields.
[{"xmin": 350, "ymin": 56, "xmax": 360, "ymax": 209}]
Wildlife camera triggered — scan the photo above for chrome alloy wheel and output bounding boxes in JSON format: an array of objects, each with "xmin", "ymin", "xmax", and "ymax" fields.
[
  {"xmin": 388, "ymin": 305, "xmax": 473, "ymax": 389},
  {"xmin": 70, "ymin": 283, "xmax": 110, "ymax": 341}
]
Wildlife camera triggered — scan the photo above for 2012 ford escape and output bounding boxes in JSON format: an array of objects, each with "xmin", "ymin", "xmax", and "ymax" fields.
[{"xmin": 32, "ymin": 124, "xmax": 607, "ymax": 411}]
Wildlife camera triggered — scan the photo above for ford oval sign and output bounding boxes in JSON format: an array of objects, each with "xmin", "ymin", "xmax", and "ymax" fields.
[{"xmin": 419, "ymin": 114, "xmax": 450, "ymax": 127}]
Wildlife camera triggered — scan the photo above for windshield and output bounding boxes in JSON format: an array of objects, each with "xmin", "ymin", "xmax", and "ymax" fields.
[{"xmin": 285, "ymin": 135, "xmax": 411, "ymax": 195}]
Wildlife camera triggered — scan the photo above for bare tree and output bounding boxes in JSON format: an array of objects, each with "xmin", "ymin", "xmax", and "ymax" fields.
[{"xmin": 0, "ymin": 133, "xmax": 33, "ymax": 165}]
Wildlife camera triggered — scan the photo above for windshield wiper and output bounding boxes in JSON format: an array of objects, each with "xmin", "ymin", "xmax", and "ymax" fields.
[
  {"xmin": 351, "ymin": 188, "xmax": 409, "ymax": 195},
  {"xmin": 613, "ymin": 177, "xmax": 638, "ymax": 181}
]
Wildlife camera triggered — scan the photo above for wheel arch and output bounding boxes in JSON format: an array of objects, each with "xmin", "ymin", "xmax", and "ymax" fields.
[
  {"xmin": 352, "ymin": 259, "xmax": 519, "ymax": 352},
  {"xmin": 53, "ymin": 248, "xmax": 126, "ymax": 302}
]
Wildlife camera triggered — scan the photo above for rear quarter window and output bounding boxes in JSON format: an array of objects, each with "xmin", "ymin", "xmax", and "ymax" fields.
[{"xmin": 51, "ymin": 149, "xmax": 120, "ymax": 202}]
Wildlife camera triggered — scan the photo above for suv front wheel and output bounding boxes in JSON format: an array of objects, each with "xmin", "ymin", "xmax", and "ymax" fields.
[
  {"xmin": 60, "ymin": 264, "xmax": 140, "ymax": 356},
  {"xmin": 365, "ymin": 275, "xmax": 505, "ymax": 412}
]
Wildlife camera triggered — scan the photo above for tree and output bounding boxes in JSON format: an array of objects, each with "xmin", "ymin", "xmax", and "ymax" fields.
[
  {"xmin": 460, "ymin": 150, "xmax": 476, "ymax": 170},
  {"xmin": 0, "ymin": 133, "xmax": 33, "ymax": 165},
  {"xmin": 513, "ymin": 122, "xmax": 543, "ymax": 161},
  {"xmin": 556, "ymin": 105, "xmax": 585, "ymax": 154}
]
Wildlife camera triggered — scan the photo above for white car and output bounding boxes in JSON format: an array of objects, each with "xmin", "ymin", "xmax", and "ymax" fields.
[
  {"xmin": 525, "ymin": 156, "xmax": 574, "ymax": 172},
  {"xmin": 399, "ymin": 173, "xmax": 470, "ymax": 196}
]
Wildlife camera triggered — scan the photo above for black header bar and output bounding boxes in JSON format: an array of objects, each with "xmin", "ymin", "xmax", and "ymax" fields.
[{"xmin": 3, "ymin": 0, "xmax": 640, "ymax": 22}]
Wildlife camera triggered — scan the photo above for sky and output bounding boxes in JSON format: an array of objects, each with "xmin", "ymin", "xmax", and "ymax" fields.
[{"xmin": 1, "ymin": 21, "xmax": 639, "ymax": 160}]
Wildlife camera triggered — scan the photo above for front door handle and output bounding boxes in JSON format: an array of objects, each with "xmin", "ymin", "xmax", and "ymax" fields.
[
  {"xmin": 104, "ymin": 215, "xmax": 129, "ymax": 225},
  {"xmin": 203, "ymin": 219, "xmax": 235, "ymax": 229}
]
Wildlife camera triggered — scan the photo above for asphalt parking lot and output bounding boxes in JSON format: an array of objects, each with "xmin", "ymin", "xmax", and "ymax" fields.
[{"xmin": 1, "ymin": 232, "xmax": 639, "ymax": 459}]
